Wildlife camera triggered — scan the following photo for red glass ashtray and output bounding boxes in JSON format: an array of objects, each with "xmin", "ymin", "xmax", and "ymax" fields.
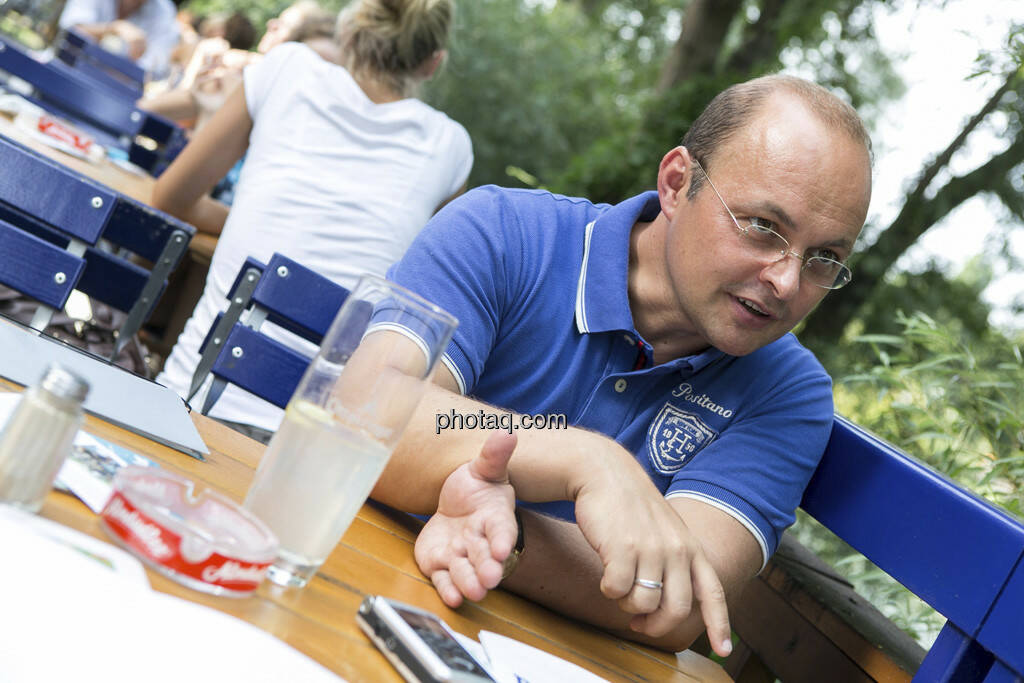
[{"xmin": 100, "ymin": 466, "xmax": 279, "ymax": 596}]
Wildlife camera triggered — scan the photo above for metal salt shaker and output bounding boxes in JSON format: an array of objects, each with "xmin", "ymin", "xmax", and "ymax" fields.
[{"xmin": 0, "ymin": 364, "xmax": 89, "ymax": 512}]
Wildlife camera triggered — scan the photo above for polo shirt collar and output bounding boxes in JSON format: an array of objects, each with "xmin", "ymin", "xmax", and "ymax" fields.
[{"xmin": 575, "ymin": 191, "xmax": 661, "ymax": 335}]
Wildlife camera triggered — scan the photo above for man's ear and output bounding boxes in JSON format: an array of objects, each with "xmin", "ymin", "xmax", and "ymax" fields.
[{"xmin": 657, "ymin": 146, "xmax": 694, "ymax": 221}]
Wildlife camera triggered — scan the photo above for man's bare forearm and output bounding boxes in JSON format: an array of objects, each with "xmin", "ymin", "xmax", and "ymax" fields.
[{"xmin": 374, "ymin": 382, "xmax": 626, "ymax": 513}]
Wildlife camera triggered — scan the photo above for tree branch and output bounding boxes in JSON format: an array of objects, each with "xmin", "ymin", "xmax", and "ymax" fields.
[
  {"xmin": 897, "ymin": 70, "xmax": 1019, "ymax": 214},
  {"xmin": 801, "ymin": 118, "xmax": 1024, "ymax": 343}
]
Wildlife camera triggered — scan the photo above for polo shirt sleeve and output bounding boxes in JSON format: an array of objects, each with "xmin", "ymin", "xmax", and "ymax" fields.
[
  {"xmin": 387, "ymin": 186, "xmax": 515, "ymax": 395},
  {"xmin": 665, "ymin": 348, "xmax": 834, "ymax": 569}
]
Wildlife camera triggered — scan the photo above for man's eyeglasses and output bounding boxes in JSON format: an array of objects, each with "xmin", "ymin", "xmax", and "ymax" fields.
[{"xmin": 691, "ymin": 157, "xmax": 852, "ymax": 290}]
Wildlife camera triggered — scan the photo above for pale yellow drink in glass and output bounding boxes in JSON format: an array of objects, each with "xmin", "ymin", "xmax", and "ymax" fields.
[{"xmin": 244, "ymin": 399, "xmax": 390, "ymax": 587}]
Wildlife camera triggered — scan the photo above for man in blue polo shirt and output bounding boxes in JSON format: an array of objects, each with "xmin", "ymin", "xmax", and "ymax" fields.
[{"xmin": 370, "ymin": 74, "xmax": 872, "ymax": 656}]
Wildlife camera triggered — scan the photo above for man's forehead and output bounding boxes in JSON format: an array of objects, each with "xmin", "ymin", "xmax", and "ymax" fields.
[{"xmin": 711, "ymin": 95, "xmax": 871, "ymax": 242}]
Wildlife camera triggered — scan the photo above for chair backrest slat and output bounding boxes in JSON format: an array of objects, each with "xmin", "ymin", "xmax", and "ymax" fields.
[
  {"xmin": 210, "ymin": 325, "xmax": 313, "ymax": 409},
  {"xmin": 803, "ymin": 417, "xmax": 1024, "ymax": 635},
  {"xmin": 0, "ymin": 136, "xmax": 115, "ymax": 245},
  {"xmin": 251, "ymin": 253, "xmax": 350, "ymax": 343},
  {"xmin": 55, "ymin": 46, "xmax": 143, "ymax": 100},
  {"xmin": 105, "ymin": 199, "xmax": 193, "ymax": 266},
  {"xmin": 78, "ymin": 248, "xmax": 150, "ymax": 312},
  {"xmin": 0, "ymin": 220, "xmax": 83, "ymax": 308},
  {"xmin": 60, "ymin": 29, "xmax": 145, "ymax": 87}
]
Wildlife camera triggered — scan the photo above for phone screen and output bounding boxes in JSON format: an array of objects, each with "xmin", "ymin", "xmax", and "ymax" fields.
[{"xmin": 394, "ymin": 606, "xmax": 491, "ymax": 677}]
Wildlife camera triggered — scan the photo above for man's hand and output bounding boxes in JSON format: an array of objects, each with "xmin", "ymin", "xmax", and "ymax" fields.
[
  {"xmin": 414, "ymin": 431, "xmax": 519, "ymax": 607},
  {"xmin": 573, "ymin": 461, "xmax": 733, "ymax": 657}
]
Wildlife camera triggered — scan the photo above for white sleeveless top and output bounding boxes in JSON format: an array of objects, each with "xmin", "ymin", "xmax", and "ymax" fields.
[{"xmin": 157, "ymin": 42, "xmax": 473, "ymax": 431}]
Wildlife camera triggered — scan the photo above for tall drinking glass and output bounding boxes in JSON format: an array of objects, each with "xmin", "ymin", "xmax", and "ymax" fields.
[{"xmin": 243, "ymin": 275, "xmax": 458, "ymax": 588}]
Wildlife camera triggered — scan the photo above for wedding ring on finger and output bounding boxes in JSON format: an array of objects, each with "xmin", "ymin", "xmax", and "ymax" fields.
[{"xmin": 634, "ymin": 578, "xmax": 664, "ymax": 590}]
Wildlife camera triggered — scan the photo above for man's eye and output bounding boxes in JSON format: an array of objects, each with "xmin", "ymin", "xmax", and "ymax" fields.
[
  {"xmin": 811, "ymin": 248, "xmax": 841, "ymax": 262},
  {"xmin": 747, "ymin": 217, "xmax": 776, "ymax": 234}
]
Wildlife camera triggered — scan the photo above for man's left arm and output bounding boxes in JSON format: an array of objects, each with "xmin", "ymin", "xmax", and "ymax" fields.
[{"xmin": 500, "ymin": 497, "xmax": 760, "ymax": 652}]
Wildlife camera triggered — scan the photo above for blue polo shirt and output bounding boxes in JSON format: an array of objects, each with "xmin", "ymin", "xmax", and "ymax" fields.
[{"xmin": 388, "ymin": 185, "xmax": 834, "ymax": 568}]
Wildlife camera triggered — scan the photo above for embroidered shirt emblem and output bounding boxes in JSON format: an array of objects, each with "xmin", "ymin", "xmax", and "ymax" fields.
[{"xmin": 647, "ymin": 403, "xmax": 718, "ymax": 474}]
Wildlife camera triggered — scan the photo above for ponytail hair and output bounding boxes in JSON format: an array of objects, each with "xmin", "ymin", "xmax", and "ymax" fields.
[{"xmin": 338, "ymin": 0, "xmax": 454, "ymax": 97}]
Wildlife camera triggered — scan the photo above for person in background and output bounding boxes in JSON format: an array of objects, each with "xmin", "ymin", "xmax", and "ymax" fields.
[
  {"xmin": 255, "ymin": 0, "xmax": 335, "ymax": 56},
  {"xmin": 151, "ymin": 0, "xmax": 472, "ymax": 444},
  {"xmin": 139, "ymin": 2, "xmax": 331, "ymax": 130},
  {"xmin": 58, "ymin": 0, "xmax": 179, "ymax": 78},
  {"xmin": 165, "ymin": 5, "xmax": 200, "ymax": 80}
]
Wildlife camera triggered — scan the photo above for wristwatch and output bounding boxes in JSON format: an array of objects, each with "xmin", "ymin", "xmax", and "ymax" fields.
[{"xmin": 501, "ymin": 508, "xmax": 525, "ymax": 581}]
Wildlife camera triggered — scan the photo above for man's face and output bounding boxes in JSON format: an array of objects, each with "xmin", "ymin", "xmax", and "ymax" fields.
[{"xmin": 663, "ymin": 93, "xmax": 871, "ymax": 357}]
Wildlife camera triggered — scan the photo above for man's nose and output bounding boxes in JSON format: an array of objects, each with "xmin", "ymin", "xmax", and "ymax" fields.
[{"xmin": 761, "ymin": 253, "xmax": 803, "ymax": 299}]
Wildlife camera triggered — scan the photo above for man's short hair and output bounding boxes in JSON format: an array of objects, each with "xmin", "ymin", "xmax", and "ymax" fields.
[{"xmin": 681, "ymin": 75, "xmax": 872, "ymax": 199}]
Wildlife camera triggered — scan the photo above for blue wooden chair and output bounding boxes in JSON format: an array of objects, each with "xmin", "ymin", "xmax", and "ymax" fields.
[
  {"xmin": 801, "ymin": 417, "xmax": 1024, "ymax": 682},
  {"xmin": 0, "ymin": 35, "xmax": 185, "ymax": 175},
  {"xmin": 55, "ymin": 29, "xmax": 145, "ymax": 98},
  {"xmin": 187, "ymin": 253, "xmax": 349, "ymax": 414},
  {"xmin": 728, "ymin": 416, "xmax": 1024, "ymax": 682},
  {"xmin": 0, "ymin": 132, "xmax": 195, "ymax": 360}
]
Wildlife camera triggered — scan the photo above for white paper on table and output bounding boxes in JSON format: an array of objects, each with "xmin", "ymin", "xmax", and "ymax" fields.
[
  {"xmin": 0, "ymin": 503, "xmax": 150, "ymax": 586},
  {"xmin": 477, "ymin": 631, "xmax": 612, "ymax": 683},
  {"xmin": 452, "ymin": 632, "xmax": 503, "ymax": 682},
  {"xmin": 0, "ymin": 505, "xmax": 347, "ymax": 683}
]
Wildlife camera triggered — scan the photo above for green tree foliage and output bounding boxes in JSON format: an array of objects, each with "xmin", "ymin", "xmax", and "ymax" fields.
[
  {"xmin": 554, "ymin": 0, "xmax": 904, "ymax": 202},
  {"xmin": 422, "ymin": 0, "xmax": 660, "ymax": 191}
]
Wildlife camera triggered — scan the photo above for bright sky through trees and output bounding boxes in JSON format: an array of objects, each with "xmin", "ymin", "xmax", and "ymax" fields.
[{"xmin": 869, "ymin": 0, "xmax": 1022, "ymax": 330}]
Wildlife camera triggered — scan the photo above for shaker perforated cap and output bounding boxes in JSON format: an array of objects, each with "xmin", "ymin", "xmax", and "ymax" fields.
[{"xmin": 39, "ymin": 364, "xmax": 90, "ymax": 403}]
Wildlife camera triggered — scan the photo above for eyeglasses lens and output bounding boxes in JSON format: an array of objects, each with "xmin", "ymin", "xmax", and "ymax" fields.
[{"xmin": 740, "ymin": 227, "xmax": 849, "ymax": 289}]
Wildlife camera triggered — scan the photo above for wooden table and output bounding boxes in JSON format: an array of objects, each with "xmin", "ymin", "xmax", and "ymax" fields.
[{"xmin": 33, "ymin": 407, "xmax": 730, "ymax": 682}]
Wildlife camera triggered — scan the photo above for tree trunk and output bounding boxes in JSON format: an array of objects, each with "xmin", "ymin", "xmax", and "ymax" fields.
[
  {"xmin": 656, "ymin": 0, "xmax": 744, "ymax": 94},
  {"xmin": 724, "ymin": 0, "xmax": 786, "ymax": 74}
]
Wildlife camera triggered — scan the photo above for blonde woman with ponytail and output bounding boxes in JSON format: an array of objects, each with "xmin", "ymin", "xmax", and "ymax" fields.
[{"xmin": 152, "ymin": 0, "xmax": 471, "ymax": 442}]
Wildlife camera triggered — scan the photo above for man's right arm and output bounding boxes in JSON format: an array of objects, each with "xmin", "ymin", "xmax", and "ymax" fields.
[{"xmin": 371, "ymin": 367, "xmax": 738, "ymax": 656}]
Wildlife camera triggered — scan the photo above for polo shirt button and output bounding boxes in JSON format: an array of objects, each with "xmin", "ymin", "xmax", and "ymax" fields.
[
  {"xmin": 614, "ymin": 378, "xmax": 627, "ymax": 393},
  {"xmin": 623, "ymin": 334, "xmax": 633, "ymax": 344}
]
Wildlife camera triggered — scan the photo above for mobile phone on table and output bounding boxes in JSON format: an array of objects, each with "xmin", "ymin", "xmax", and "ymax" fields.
[{"xmin": 356, "ymin": 595, "xmax": 495, "ymax": 683}]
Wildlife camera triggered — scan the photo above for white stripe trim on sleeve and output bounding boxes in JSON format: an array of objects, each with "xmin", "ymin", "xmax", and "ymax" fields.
[
  {"xmin": 364, "ymin": 320, "xmax": 431, "ymax": 367},
  {"xmin": 440, "ymin": 353, "xmax": 466, "ymax": 395},
  {"xmin": 665, "ymin": 490, "xmax": 770, "ymax": 572}
]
